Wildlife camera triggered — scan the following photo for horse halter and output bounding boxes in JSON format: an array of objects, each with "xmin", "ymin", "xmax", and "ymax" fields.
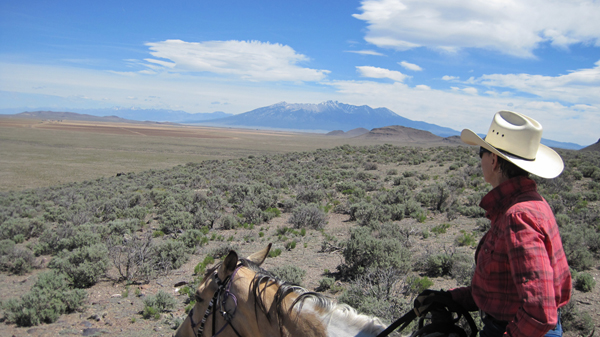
[{"xmin": 188, "ymin": 265, "xmax": 244, "ymax": 337}]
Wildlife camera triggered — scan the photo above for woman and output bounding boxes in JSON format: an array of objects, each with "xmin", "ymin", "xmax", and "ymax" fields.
[{"xmin": 417, "ymin": 111, "xmax": 571, "ymax": 337}]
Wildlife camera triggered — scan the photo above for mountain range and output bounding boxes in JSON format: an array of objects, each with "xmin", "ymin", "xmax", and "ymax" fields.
[
  {"xmin": 196, "ymin": 101, "xmax": 461, "ymax": 138},
  {"xmin": 0, "ymin": 107, "xmax": 231, "ymax": 123},
  {"xmin": 0, "ymin": 101, "xmax": 586, "ymax": 150}
]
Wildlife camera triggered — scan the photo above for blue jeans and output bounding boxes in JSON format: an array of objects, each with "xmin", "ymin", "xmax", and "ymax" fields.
[{"xmin": 480, "ymin": 310, "xmax": 562, "ymax": 337}]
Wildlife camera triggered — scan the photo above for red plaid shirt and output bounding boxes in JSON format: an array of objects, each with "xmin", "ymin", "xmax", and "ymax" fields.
[{"xmin": 450, "ymin": 176, "xmax": 571, "ymax": 337}]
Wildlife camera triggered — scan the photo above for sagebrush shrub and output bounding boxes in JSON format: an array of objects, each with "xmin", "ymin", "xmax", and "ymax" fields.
[
  {"xmin": 142, "ymin": 290, "xmax": 177, "ymax": 320},
  {"xmin": 574, "ymin": 272, "xmax": 596, "ymax": 292},
  {"xmin": 425, "ymin": 253, "xmax": 453, "ymax": 277},
  {"xmin": 296, "ymin": 185, "xmax": 325, "ymax": 204},
  {"xmin": 179, "ymin": 229, "xmax": 207, "ymax": 249},
  {"xmin": 338, "ymin": 268, "xmax": 409, "ymax": 322},
  {"xmin": 318, "ymin": 277, "xmax": 335, "ymax": 291},
  {"xmin": 404, "ymin": 275, "xmax": 434, "ymax": 295},
  {"xmin": 270, "ymin": 265, "xmax": 306, "ymax": 286},
  {"xmin": 451, "ymin": 256, "xmax": 475, "ymax": 286},
  {"xmin": 342, "ymin": 226, "xmax": 411, "ymax": 276},
  {"xmin": 209, "ymin": 243, "xmax": 238, "ymax": 259},
  {"xmin": 3, "ymin": 270, "xmax": 87, "ymax": 326},
  {"xmin": 145, "ymin": 290, "xmax": 177, "ymax": 312},
  {"xmin": 0, "ymin": 217, "xmax": 45, "ymax": 241},
  {"xmin": 159, "ymin": 209, "xmax": 193, "ymax": 234},
  {"xmin": 455, "ymin": 231, "xmax": 477, "ymax": 247},
  {"xmin": 288, "ymin": 204, "xmax": 327, "ymax": 230},
  {"xmin": 99, "ymin": 219, "xmax": 140, "ymax": 238},
  {"xmin": 107, "ymin": 234, "xmax": 155, "ymax": 282},
  {"xmin": 48, "ymin": 243, "xmax": 110, "ymax": 288},
  {"xmin": 0, "ymin": 242, "xmax": 36, "ymax": 275},
  {"xmin": 363, "ymin": 162, "xmax": 378, "ymax": 170},
  {"xmin": 219, "ymin": 214, "xmax": 239, "ymax": 230},
  {"xmin": 151, "ymin": 239, "xmax": 189, "ymax": 272},
  {"xmin": 349, "ymin": 201, "xmax": 391, "ymax": 229},
  {"xmin": 35, "ymin": 223, "xmax": 101, "ymax": 255},
  {"xmin": 561, "ymin": 226, "xmax": 595, "ymax": 271},
  {"xmin": 476, "ymin": 218, "xmax": 491, "ymax": 232},
  {"xmin": 238, "ymin": 202, "xmax": 263, "ymax": 225},
  {"xmin": 561, "ymin": 301, "xmax": 594, "ymax": 335}
]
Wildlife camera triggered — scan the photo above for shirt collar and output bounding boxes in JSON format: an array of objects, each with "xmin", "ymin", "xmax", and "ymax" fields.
[{"xmin": 480, "ymin": 176, "xmax": 537, "ymax": 218}]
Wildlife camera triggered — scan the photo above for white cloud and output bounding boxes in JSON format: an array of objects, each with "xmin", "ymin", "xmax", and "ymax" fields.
[
  {"xmin": 144, "ymin": 58, "xmax": 176, "ymax": 68},
  {"xmin": 399, "ymin": 61, "xmax": 422, "ymax": 71},
  {"xmin": 1, "ymin": 61, "xmax": 598, "ymax": 145},
  {"xmin": 326, "ymin": 78, "xmax": 599, "ymax": 145},
  {"xmin": 356, "ymin": 66, "xmax": 409, "ymax": 82},
  {"xmin": 442, "ymin": 75, "xmax": 459, "ymax": 81},
  {"xmin": 353, "ymin": 0, "xmax": 600, "ymax": 57},
  {"xmin": 467, "ymin": 60, "xmax": 600, "ymax": 104},
  {"xmin": 144, "ymin": 39, "xmax": 330, "ymax": 82},
  {"xmin": 345, "ymin": 50, "xmax": 385, "ymax": 56},
  {"xmin": 462, "ymin": 87, "xmax": 478, "ymax": 95}
]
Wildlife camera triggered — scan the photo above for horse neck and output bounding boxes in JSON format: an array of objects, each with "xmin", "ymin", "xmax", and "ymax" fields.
[
  {"xmin": 233, "ymin": 272, "xmax": 328, "ymax": 337},
  {"xmin": 234, "ymin": 268, "xmax": 385, "ymax": 337},
  {"xmin": 281, "ymin": 295, "xmax": 386, "ymax": 337},
  {"xmin": 293, "ymin": 297, "xmax": 387, "ymax": 337}
]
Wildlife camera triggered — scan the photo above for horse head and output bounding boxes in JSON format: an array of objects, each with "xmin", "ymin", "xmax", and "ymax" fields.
[{"xmin": 174, "ymin": 244, "xmax": 386, "ymax": 337}]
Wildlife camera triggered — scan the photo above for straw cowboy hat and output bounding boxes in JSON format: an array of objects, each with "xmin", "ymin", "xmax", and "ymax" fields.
[{"xmin": 461, "ymin": 110, "xmax": 564, "ymax": 179}]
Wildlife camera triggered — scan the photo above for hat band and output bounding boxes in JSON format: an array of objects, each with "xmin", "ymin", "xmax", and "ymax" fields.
[{"xmin": 495, "ymin": 147, "xmax": 535, "ymax": 162}]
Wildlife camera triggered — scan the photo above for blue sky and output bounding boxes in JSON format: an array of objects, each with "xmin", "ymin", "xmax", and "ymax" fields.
[{"xmin": 1, "ymin": 0, "xmax": 599, "ymax": 145}]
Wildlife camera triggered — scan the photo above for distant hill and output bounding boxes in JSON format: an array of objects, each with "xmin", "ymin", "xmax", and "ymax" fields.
[
  {"xmin": 1, "ymin": 103, "xmax": 584, "ymax": 150},
  {"xmin": 0, "ymin": 107, "xmax": 231, "ymax": 123},
  {"xmin": 357, "ymin": 125, "xmax": 464, "ymax": 144},
  {"xmin": 580, "ymin": 138, "xmax": 600, "ymax": 152},
  {"xmin": 4, "ymin": 111, "xmax": 141, "ymax": 123},
  {"xmin": 539, "ymin": 138, "xmax": 584, "ymax": 151},
  {"xmin": 69, "ymin": 108, "xmax": 232, "ymax": 123},
  {"xmin": 197, "ymin": 101, "xmax": 461, "ymax": 138},
  {"xmin": 326, "ymin": 128, "xmax": 369, "ymax": 138}
]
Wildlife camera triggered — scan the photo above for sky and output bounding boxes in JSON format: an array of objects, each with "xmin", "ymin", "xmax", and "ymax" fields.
[{"xmin": 1, "ymin": 0, "xmax": 599, "ymax": 145}]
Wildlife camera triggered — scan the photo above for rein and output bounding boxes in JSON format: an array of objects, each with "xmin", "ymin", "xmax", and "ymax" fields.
[
  {"xmin": 188, "ymin": 265, "xmax": 244, "ymax": 337},
  {"xmin": 375, "ymin": 294, "xmax": 477, "ymax": 337}
]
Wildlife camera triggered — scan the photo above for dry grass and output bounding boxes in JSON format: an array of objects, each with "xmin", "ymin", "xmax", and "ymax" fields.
[{"xmin": 0, "ymin": 118, "xmax": 429, "ymax": 192}]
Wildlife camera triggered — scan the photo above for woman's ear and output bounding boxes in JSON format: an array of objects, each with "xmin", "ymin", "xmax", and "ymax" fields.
[{"xmin": 490, "ymin": 153, "xmax": 500, "ymax": 171}]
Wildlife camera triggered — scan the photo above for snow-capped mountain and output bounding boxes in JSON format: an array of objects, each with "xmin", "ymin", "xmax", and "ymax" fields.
[{"xmin": 198, "ymin": 101, "xmax": 460, "ymax": 138}]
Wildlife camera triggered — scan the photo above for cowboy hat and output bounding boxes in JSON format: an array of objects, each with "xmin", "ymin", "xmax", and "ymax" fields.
[{"xmin": 461, "ymin": 110, "xmax": 564, "ymax": 179}]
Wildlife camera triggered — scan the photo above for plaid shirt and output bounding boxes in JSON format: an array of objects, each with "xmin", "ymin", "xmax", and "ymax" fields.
[{"xmin": 450, "ymin": 176, "xmax": 571, "ymax": 337}]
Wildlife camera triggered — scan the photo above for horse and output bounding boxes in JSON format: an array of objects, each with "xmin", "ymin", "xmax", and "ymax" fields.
[{"xmin": 173, "ymin": 243, "xmax": 388, "ymax": 337}]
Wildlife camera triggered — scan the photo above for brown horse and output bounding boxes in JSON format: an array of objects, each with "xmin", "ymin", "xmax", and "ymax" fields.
[{"xmin": 174, "ymin": 244, "xmax": 387, "ymax": 337}]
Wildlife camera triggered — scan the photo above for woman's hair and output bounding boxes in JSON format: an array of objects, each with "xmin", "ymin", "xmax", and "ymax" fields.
[{"xmin": 496, "ymin": 156, "xmax": 529, "ymax": 179}]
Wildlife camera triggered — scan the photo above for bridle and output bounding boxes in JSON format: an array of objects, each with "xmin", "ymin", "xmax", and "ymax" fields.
[{"xmin": 187, "ymin": 265, "xmax": 244, "ymax": 337}]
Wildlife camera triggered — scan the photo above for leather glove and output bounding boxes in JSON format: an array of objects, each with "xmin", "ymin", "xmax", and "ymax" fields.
[{"xmin": 413, "ymin": 289, "xmax": 452, "ymax": 317}]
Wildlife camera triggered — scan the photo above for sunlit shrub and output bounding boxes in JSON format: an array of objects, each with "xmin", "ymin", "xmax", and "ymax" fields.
[
  {"xmin": 342, "ymin": 226, "xmax": 411, "ymax": 276},
  {"xmin": 3, "ymin": 270, "xmax": 87, "ymax": 326},
  {"xmin": 48, "ymin": 243, "xmax": 110, "ymax": 288},
  {"xmin": 574, "ymin": 272, "xmax": 596, "ymax": 292},
  {"xmin": 288, "ymin": 204, "xmax": 327, "ymax": 230},
  {"xmin": 142, "ymin": 290, "xmax": 177, "ymax": 320},
  {"xmin": 270, "ymin": 265, "xmax": 306, "ymax": 286}
]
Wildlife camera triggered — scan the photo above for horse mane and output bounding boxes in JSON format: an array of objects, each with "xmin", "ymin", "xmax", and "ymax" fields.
[{"xmin": 240, "ymin": 258, "xmax": 386, "ymax": 336}]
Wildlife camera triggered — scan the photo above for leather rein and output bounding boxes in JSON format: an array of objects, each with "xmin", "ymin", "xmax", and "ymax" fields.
[{"xmin": 187, "ymin": 265, "xmax": 244, "ymax": 337}]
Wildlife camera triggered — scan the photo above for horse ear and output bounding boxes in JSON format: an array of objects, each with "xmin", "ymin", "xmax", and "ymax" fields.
[
  {"xmin": 223, "ymin": 250, "xmax": 238, "ymax": 275},
  {"xmin": 246, "ymin": 243, "xmax": 271, "ymax": 266}
]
